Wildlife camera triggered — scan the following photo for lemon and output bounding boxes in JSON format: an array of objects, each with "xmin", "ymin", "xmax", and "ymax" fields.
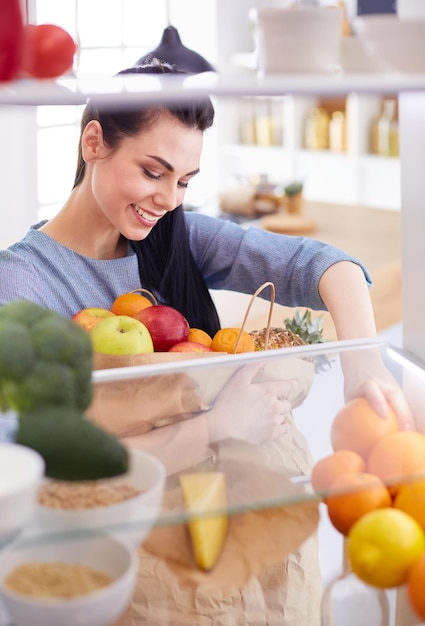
[{"xmin": 348, "ymin": 508, "xmax": 425, "ymax": 588}]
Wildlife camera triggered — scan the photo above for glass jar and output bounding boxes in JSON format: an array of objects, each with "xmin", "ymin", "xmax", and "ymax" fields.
[
  {"xmin": 321, "ymin": 540, "xmax": 390, "ymax": 626},
  {"xmin": 372, "ymin": 98, "xmax": 400, "ymax": 157},
  {"xmin": 329, "ymin": 111, "xmax": 346, "ymax": 152},
  {"xmin": 305, "ymin": 107, "xmax": 330, "ymax": 150}
]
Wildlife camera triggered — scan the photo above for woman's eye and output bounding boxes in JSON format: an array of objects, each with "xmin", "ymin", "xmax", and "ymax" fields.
[
  {"xmin": 178, "ymin": 181, "xmax": 189, "ymax": 189},
  {"xmin": 143, "ymin": 168, "xmax": 160, "ymax": 180}
]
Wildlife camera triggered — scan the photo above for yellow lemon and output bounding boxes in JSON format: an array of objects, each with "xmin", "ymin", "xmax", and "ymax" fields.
[{"xmin": 348, "ymin": 507, "xmax": 425, "ymax": 588}]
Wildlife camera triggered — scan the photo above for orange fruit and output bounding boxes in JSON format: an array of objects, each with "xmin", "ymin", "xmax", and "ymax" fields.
[
  {"xmin": 187, "ymin": 328, "xmax": 213, "ymax": 348},
  {"xmin": 394, "ymin": 478, "xmax": 425, "ymax": 531},
  {"xmin": 110, "ymin": 291, "xmax": 153, "ymax": 317},
  {"xmin": 368, "ymin": 431, "xmax": 425, "ymax": 495},
  {"xmin": 407, "ymin": 552, "xmax": 425, "ymax": 620},
  {"xmin": 326, "ymin": 472, "xmax": 392, "ymax": 536},
  {"xmin": 311, "ymin": 449, "xmax": 366, "ymax": 495},
  {"xmin": 211, "ymin": 328, "xmax": 256, "ymax": 354},
  {"xmin": 330, "ymin": 397, "xmax": 399, "ymax": 460}
]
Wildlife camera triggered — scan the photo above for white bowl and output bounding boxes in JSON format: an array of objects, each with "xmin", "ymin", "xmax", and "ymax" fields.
[
  {"xmin": 353, "ymin": 15, "xmax": 425, "ymax": 73},
  {"xmin": 253, "ymin": 6, "xmax": 343, "ymax": 74},
  {"xmin": 0, "ymin": 443, "xmax": 45, "ymax": 542},
  {"xmin": 0, "ymin": 533, "xmax": 138, "ymax": 626},
  {"xmin": 25, "ymin": 449, "xmax": 166, "ymax": 547}
]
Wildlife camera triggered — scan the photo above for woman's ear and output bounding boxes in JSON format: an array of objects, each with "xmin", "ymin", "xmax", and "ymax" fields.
[{"xmin": 81, "ymin": 120, "xmax": 104, "ymax": 162}]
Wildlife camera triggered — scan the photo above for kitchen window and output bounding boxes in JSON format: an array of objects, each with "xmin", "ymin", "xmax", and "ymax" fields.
[{"xmin": 28, "ymin": 0, "xmax": 217, "ymax": 221}]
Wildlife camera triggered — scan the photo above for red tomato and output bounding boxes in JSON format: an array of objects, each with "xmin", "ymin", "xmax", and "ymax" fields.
[
  {"xmin": 21, "ymin": 24, "xmax": 76, "ymax": 79},
  {"xmin": 0, "ymin": 0, "xmax": 24, "ymax": 82}
]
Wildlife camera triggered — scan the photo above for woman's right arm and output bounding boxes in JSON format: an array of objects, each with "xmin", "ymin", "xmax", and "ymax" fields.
[{"xmin": 121, "ymin": 364, "xmax": 295, "ymax": 475}]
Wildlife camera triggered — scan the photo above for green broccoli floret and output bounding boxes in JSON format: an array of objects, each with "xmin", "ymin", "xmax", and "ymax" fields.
[
  {"xmin": 0, "ymin": 300, "xmax": 94, "ymax": 414},
  {"xmin": 0, "ymin": 319, "xmax": 35, "ymax": 381}
]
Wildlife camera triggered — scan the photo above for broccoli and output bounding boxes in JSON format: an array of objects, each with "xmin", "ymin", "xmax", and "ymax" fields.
[
  {"xmin": 0, "ymin": 300, "xmax": 93, "ymax": 414},
  {"xmin": 0, "ymin": 300, "xmax": 129, "ymax": 480}
]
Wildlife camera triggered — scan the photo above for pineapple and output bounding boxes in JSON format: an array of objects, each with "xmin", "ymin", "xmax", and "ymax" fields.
[
  {"xmin": 249, "ymin": 326, "xmax": 306, "ymax": 351},
  {"xmin": 249, "ymin": 308, "xmax": 332, "ymax": 372}
]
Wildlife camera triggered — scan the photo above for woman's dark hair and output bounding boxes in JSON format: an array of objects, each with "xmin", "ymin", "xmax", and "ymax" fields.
[{"xmin": 73, "ymin": 59, "xmax": 221, "ymax": 336}]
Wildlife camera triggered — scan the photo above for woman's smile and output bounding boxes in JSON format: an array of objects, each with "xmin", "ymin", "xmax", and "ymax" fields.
[{"xmin": 131, "ymin": 203, "xmax": 163, "ymax": 226}]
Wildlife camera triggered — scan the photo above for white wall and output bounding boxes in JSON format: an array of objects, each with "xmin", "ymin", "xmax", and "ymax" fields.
[{"xmin": 0, "ymin": 107, "xmax": 38, "ymax": 247}]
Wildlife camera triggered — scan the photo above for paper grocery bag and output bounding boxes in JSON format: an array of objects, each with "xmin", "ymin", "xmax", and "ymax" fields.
[{"xmin": 87, "ymin": 351, "xmax": 315, "ymax": 439}]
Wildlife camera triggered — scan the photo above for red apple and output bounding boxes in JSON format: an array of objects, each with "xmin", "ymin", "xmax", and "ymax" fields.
[
  {"xmin": 135, "ymin": 305, "xmax": 189, "ymax": 352},
  {"xmin": 169, "ymin": 341, "xmax": 213, "ymax": 353},
  {"xmin": 72, "ymin": 307, "xmax": 116, "ymax": 332}
]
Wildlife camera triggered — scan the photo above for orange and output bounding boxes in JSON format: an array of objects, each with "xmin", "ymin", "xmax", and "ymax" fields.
[
  {"xmin": 187, "ymin": 328, "xmax": 213, "ymax": 348},
  {"xmin": 368, "ymin": 431, "xmax": 425, "ymax": 495},
  {"xmin": 110, "ymin": 290, "xmax": 153, "ymax": 317},
  {"xmin": 211, "ymin": 328, "xmax": 256, "ymax": 354},
  {"xmin": 407, "ymin": 551, "xmax": 425, "ymax": 620},
  {"xmin": 394, "ymin": 478, "xmax": 425, "ymax": 531},
  {"xmin": 326, "ymin": 472, "xmax": 392, "ymax": 536},
  {"xmin": 311, "ymin": 449, "xmax": 366, "ymax": 495},
  {"xmin": 330, "ymin": 397, "xmax": 399, "ymax": 460}
]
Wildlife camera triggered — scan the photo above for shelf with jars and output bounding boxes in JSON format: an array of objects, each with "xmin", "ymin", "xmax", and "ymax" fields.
[{"xmin": 217, "ymin": 91, "xmax": 401, "ymax": 210}]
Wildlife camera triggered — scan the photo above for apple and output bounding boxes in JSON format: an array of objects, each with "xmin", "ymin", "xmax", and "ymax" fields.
[
  {"xmin": 169, "ymin": 341, "xmax": 213, "ymax": 353},
  {"xmin": 72, "ymin": 307, "xmax": 116, "ymax": 332},
  {"xmin": 90, "ymin": 315, "xmax": 154, "ymax": 355},
  {"xmin": 135, "ymin": 305, "xmax": 189, "ymax": 352}
]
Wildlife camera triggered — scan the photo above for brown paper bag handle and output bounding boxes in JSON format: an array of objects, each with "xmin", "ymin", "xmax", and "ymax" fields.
[
  {"xmin": 129, "ymin": 288, "xmax": 158, "ymax": 305},
  {"xmin": 234, "ymin": 281, "xmax": 275, "ymax": 353}
]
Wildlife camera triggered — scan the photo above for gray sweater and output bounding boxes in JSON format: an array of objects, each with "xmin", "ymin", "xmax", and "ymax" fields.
[{"xmin": 0, "ymin": 212, "xmax": 370, "ymax": 317}]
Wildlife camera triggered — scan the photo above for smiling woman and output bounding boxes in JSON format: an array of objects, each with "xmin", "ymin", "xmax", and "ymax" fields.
[{"xmin": 25, "ymin": 0, "xmax": 218, "ymax": 226}]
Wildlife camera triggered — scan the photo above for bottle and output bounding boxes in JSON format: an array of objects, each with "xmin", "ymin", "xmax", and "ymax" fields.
[
  {"xmin": 329, "ymin": 111, "xmax": 346, "ymax": 152},
  {"xmin": 0, "ymin": 0, "xmax": 24, "ymax": 82},
  {"xmin": 375, "ymin": 99, "xmax": 399, "ymax": 157},
  {"xmin": 305, "ymin": 107, "xmax": 330, "ymax": 150},
  {"xmin": 321, "ymin": 540, "xmax": 390, "ymax": 626}
]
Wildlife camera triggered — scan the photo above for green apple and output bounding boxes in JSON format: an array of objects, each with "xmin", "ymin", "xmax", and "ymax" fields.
[
  {"xmin": 90, "ymin": 315, "xmax": 154, "ymax": 355},
  {"xmin": 72, "ymin": 307, "xmax": 115, "ymax": 332}
]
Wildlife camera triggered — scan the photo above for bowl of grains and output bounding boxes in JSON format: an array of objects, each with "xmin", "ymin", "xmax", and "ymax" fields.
[
  {"xmin": 25, "ymin": 448, "xmax": 166, "ymax": 547},
  {"xmin": 0, "ymin": 532, "xmax": 138, "ymax": 626}
]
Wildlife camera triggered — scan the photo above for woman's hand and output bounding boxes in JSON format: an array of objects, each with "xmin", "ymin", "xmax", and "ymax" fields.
[
  {"xmin": 206, "ymin": 363, "xmax": 297, "ymax": 445},
  {"xmin": 341, "ymin": 348, "xmax": 415, "ymax": 431}
]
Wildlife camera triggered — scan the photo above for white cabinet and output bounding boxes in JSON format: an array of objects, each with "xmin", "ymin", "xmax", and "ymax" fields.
[{"xmin": 217, "ymin": 92, "xmax": 401, "ymax": 210}]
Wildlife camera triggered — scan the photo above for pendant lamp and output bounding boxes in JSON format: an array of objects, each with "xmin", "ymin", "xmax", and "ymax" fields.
[{"xmin": 135, "ymin": 24, "xmax": 215, "ymax": 74}]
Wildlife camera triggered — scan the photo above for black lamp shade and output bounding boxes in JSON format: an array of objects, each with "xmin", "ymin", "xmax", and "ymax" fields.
[{"xmin": 135, "ymin": 26, "xmax": 215, "ymax": 74}]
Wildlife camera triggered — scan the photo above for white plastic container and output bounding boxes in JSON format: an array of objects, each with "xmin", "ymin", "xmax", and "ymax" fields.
[{"xmin": 0, "ymin": 443, "xmax": 45, "ymax": 541}]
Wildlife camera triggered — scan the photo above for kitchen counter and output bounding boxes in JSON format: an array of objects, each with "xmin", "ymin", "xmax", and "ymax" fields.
[{"xmin": 213, "ymin": 200, "xmax": 401, "ymax": 340}]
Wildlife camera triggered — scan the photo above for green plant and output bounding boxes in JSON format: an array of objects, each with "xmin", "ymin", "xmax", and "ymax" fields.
[{"xmin": 284, "ymin": 181, "xmax": 303, "ymax": 197}]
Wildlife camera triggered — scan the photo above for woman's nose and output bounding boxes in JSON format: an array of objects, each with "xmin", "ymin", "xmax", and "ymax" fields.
[{"xmin": 153, "ymin": 182, "xmax": 179, "ymax": 212}]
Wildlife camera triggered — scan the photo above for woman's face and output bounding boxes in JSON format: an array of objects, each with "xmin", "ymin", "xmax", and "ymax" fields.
[{"xmin": 85, "ymin": 113, "xmax": 203, "ymax": 240}]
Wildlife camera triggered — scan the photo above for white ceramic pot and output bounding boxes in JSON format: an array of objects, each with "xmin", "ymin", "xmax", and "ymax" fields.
[{"xmin": 254, "ymin": 5, "xmax": 342, "ymax": 74}]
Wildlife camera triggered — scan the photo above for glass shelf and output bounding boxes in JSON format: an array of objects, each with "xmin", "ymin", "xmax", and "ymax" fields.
[
  {"xmin": 6, "ymin": 335, "xmax": 420, "ymax": 542},
  {"xmin": 2, "ymin": 71, "xmax": 425, "ymax": 107}
]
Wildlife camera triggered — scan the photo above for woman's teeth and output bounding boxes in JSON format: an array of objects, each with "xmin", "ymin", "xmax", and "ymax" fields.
[{"xmin": 133, "ymin": 205, "xmax": 156, "ymax": 222}]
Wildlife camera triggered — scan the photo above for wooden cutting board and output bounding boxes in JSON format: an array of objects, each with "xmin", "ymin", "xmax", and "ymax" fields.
[{"xmin": 261, "ymin": 213, "xmax": 317, "ymax": 235}]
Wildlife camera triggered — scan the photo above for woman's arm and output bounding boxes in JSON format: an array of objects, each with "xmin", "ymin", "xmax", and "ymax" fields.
[
  {"xmin": 121, "ymin": 364, "xmax": 295, "ymax": 475},
  {"xmin": 318, "ymin": 261, "xmax": 377, "ymax": 341},
  {"xmin": 319, "ymin": 261, "xmax": 414, "ymax": 430}
]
